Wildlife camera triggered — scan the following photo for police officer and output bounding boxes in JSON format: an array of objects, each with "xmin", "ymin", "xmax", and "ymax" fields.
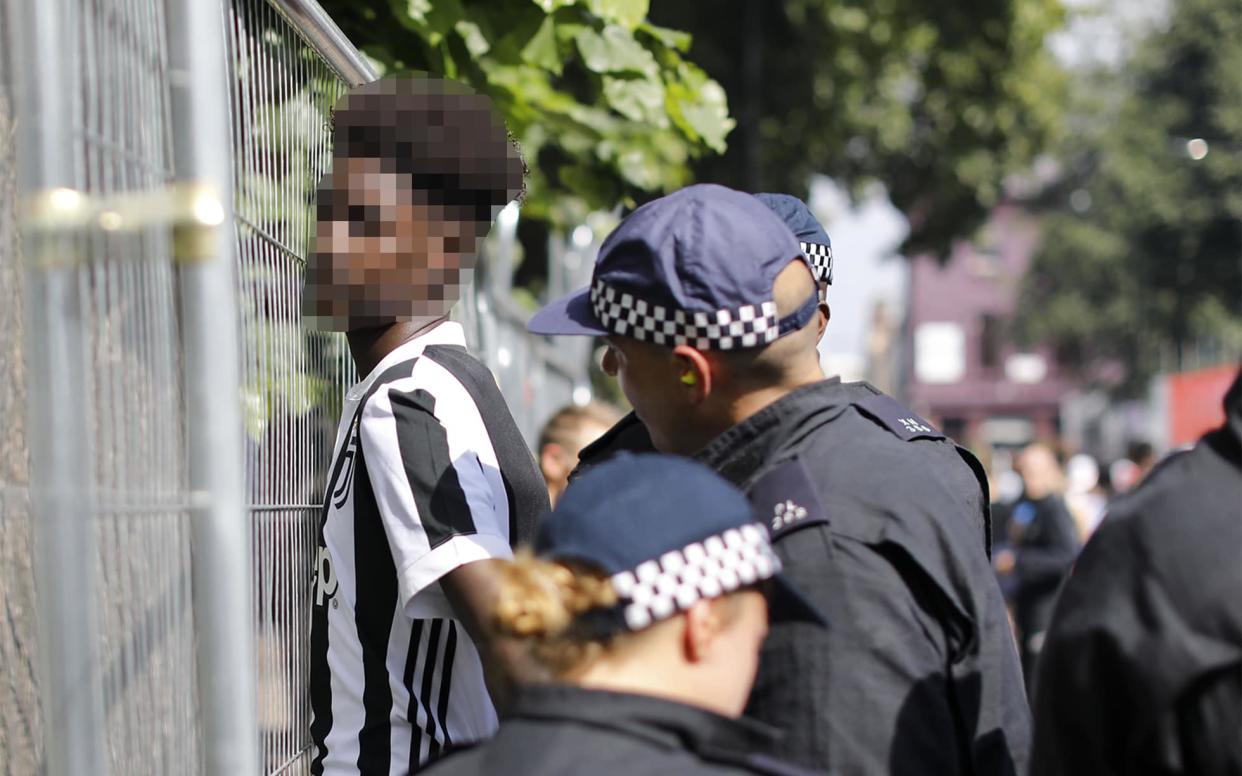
[
  {"xmin": 422, "ymin": 453, "xmax": 827, "ymax": 776},
  {"xmin": 1030, "ymin": 370, "xmax": 1242, "ymax": 776},
  {"xmin": 527, "ymin": 184, "xmax": 1030, "ymax": 775},
  {"xmin": 997, "ymin": 443, "xmax": 1080, "ymax": 687}
]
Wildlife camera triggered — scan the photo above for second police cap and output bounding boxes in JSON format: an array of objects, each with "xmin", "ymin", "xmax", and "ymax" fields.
[
  {"xmin": 536, "ymin": 452, "xmax": 827, "ymax": 632},
  {"xmin": 753, "ymin": 192, "xmax": 833, "ymax": 285},
  {"xmin": 527, "ymin": 183, "xmax": 819, "ymax": 350}
]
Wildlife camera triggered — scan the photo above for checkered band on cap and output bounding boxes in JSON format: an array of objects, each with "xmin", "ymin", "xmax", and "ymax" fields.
[
  {"xmin": 609, "ymin": 523, "xmax": 783, "ymax": 631},
  {"xmin": 801, "ymin": 241, "xmax": 833, "ymax": 285},
  {"xmin": 589, "ymin": 279, "xmax": 780, "ymax": 351}
]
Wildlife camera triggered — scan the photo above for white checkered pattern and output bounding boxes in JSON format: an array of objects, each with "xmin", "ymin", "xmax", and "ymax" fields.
[
  {"xmin": 801, "ymin": 241, "xmax": 833, "ymax": 285},
  {"xmin": 589, "ymin": 279, "xmax": 780, "ymax": 351},
  {"xmin": 609, "ymin": 524, "xmax": 783, "ymax": 631}
]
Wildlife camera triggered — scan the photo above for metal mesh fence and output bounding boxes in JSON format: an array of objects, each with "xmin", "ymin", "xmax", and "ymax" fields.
[
  {"xmin": 2, "ymin": 0, "xmax": 200, "ymax": 772},
  {"xmin": 74, "ymin": 3, "xmax": 200, "ymax": 772},
  {"xmin": 224, "ymin": 2, "xmax": 355, "ymax": 772},
  {"xmin": 1, "ymin": 0, "xmax": 593, "ymax": 772}
]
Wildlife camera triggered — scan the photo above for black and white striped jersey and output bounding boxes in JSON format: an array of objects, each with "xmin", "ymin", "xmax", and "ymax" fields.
[{"xmin": 310, "ymin": 321, "xmax": 548, "ymax": 776}]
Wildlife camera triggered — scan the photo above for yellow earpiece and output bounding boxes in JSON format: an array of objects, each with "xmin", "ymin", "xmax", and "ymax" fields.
[{"xmin": 680, "ymin": 372, "xmax": 697, "ymax": 386}]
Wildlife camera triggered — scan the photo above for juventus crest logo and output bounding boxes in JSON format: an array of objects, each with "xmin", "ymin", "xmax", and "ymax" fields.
[{"xmin": 332, "ymin": 428, "xmax": 359, "ymax": 509}]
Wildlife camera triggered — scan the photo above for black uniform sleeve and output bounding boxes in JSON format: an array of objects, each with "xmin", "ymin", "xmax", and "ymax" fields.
[
  {"xmin": 1028, "ymin": 519, "xmax": 1131, "ymax": 776},
  {"xmin": 1175, "ymin": 664, "xmax": 1242, "ymax": 775},
  {"xmin": 840, "ymin": 393, "xmax": 1031, "ymax": 775},
  {"xmin": 1029, "ymin": 495, "xmax": 1241, "ymax": 776},
  {"xmin": 567, "ymin": 411, "xmax": 656, "ymax": 483}
]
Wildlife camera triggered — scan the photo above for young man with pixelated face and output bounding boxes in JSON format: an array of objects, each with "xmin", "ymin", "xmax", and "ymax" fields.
[{"xmin": 304, "ymin": 77, "xmax": 549, "ymax": 776}]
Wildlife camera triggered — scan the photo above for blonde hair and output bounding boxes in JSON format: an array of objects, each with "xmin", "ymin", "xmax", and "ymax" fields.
[
  {"xmin": 493, "ymin": 551, "xmax": 623, "ymax": 676},
  {"xmin": 493, "ymin": 550, "xmax": 751, "ymax": 677}
]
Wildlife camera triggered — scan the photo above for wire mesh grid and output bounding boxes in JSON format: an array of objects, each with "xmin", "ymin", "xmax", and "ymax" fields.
[
  {"xmin": 224, "ymin": 2, "xmax": 356, "ymax": 772},
  {"xmin": 0, "ymin": 0, "xmax": 202, "ymax": 772},
  {"xmin": 73, "ymin": 1, "xmax": 199, "ymax": 773},
  {"xmin": 3, "ymin": 0, "xmax": 593, "ymax": 770}
]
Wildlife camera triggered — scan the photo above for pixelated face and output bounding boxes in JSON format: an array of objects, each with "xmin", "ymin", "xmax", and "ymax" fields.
[{"xmin": 302, "ymin": 156, "xmax": 484, "ymax": 331}]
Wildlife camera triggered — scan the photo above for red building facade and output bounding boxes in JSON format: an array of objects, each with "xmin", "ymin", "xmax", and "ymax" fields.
[{"xmin": 903, "ymin": 205, "xmax": 1074, "ymax": 449}]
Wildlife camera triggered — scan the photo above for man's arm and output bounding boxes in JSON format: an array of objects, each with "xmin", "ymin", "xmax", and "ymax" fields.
[
  {"xmin": 357, "ymin": 381, "xmax": 544, "ymax": 709},
  {"xmin": 439, "ymin": 559, "xmax": 550, "ymax": 712}
]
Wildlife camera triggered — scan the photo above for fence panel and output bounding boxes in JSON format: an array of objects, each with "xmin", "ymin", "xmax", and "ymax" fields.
[
  {"xmin": 4, "ymin": 0, "xmax": 201, "ymax": 772},
  {"xmin": 223, "ymin": 2, "xmax": 358, "ymax": 772},
  {"xmin": 1, "ymin": 0, "xmax": 593, "ymax": 771}
]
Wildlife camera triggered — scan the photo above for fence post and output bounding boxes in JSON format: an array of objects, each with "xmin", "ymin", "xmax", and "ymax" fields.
[
  {"xmin": 11, "ymin": 0, "xmax": 108, "ymax": 772},
  {"xmin": 164, "ymin": 0, "xmax": 259, "ymax": 773}
]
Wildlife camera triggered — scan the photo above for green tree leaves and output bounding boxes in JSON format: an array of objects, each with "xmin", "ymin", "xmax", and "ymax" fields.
[
  {"xmin": 648, "ymin": 0, "xmax": 1067, "ymax": 259},
  {"xmin": 576, "ymin": 25, "xmax": 659, "ymax": 76},
  {"xmin": 320, "ymin": 0, "xmax": 734, "ymax": 225},
  {"xmin": 1015, "ymin": 0, "xmax": 1242, "ymax": 391},
  {"xmin": 586, "ymin": 0, "xmax": 649, "ymax": 29}
]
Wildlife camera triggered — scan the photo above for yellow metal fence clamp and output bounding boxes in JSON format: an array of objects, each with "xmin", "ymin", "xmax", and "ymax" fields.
[{"xmin": 21, "ymin": 182, "xmax": 228, "ymax": 267}]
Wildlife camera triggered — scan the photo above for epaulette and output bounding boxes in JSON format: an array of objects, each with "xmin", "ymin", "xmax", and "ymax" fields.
[
  {"xmin": 747, "ymin": 458, "xmax": 828, "ymax": 542},
  {"xmin": 852, "ymin": 393, "xmax": 945, "ymax": 442}
]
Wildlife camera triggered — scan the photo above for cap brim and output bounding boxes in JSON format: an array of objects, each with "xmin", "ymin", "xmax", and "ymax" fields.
[
  {"xmin": 527, "ymin": 287, "xmax": 610, "ymax": 337},
  {"xmin": 769, "ymin": 574, "xmax": 828, "ymax": 628}
]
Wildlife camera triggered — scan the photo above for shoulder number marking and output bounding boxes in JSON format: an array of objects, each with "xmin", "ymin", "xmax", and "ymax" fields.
[
  {"xmin": 898, "ymin": 417, "xmax": 933, "ymax": 434},
  {"xmin": 771, "ymin": 499, "xmax": 809, "ymax": 531}
]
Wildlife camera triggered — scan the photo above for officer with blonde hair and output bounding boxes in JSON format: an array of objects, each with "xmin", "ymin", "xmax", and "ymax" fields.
[{"xmin": 424, "ymin": 453, "xmax": 826, "ymax": 775}]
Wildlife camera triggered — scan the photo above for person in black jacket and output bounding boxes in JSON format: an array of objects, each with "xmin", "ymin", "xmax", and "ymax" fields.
[
  {"xmin": 423, "ymin": 453, "xmax": 826, "ymax": 776},
  {"xmin": 993, "ymin": 443, "xmax": 1080, "ymax": 687},
  {"xmin": 1029, "ymin": 371, "xmax": 1242, "ymax": 776},
  {"xmin": 526, "ymin": 184, "xmax": 1030, "ymax": 775}
]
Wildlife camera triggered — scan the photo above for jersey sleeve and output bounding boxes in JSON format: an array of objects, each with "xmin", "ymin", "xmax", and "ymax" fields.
[{"xmin": 358, "ymin": 380, "xmax": 513, "ymax": 611}]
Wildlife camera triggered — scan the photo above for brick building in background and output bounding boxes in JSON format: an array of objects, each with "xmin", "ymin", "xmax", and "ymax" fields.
[{"xmin": 901, "ymin": 204, "xmax": 1075, "ymax": 451}]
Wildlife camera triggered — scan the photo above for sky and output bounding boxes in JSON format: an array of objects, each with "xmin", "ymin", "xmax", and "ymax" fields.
[{"xmin": 808, "ymin": 176, "xmax": 908, "ymax": 381}]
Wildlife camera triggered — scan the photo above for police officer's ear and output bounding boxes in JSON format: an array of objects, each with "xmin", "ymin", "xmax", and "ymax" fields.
[
  {"xmin": 671, "ymin": 345, "xmax": 712, "ymax": 404},
  {"xmin": 681, "ymin": 597, "xmax": 725, "ymax": 663},
  {"xmin": 816, "ymin": 290, "xmax": 830, "ymax": 344}
]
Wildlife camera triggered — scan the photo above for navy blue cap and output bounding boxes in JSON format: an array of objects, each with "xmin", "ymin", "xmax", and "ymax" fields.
[
  {"xmin": 527, "ymin": 184, "xmax": 818, "ymax": 350},
  {"xmin": 537, "ymin": 453, "xmax": 826, "ymax": 632},
  {"xmin": 754, "ymin": 193, "xmax": 833, "ymax": 285}
]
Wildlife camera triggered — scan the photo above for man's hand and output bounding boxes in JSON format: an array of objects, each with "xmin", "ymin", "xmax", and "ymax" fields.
[{"xmin": 994, "ymin": 548, "xmax": 1016, "ymax": 575}]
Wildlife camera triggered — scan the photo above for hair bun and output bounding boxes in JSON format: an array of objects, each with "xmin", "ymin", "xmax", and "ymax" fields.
[{"xmin": 493, "ymin": 553, "xmax": 618, "ymax": 639}]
